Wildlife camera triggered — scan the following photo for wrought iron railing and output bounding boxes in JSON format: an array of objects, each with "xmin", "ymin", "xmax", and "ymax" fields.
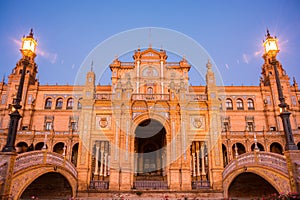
[
  {"xmin": 131, "ymin": 94, "xmax": 170, "ymax": 101},
  {"xmin": 192, "ymin": 180, "xmax": 210, "ymax": 189},
  {"xmin": 90, "ymin": 180, "xmax": 109, "ymax": 189},
  {"xmin": 133, "ymin": 180, "xmax": 168, "ymax": 190}
]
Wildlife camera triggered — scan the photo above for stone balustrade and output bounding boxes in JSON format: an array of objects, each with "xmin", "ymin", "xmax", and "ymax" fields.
[
  {"xmin": 13, "ymin": 151, "xmax": 77, "ymax": 178},
  {"xmin": 223, "ymin": 151, "xmax": 287, "ymax": 179}
]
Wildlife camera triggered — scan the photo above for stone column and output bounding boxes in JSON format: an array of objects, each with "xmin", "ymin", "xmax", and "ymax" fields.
[
  {"xmin": 0, "ymin": 152, "xmax": 17, "ymax": 199},
  {"xmin": 94, "ymin": 144, "xmax": 100, "ymax": 175},
  {"xmin": 284, "ymin": 150, "xmax": 300, "ymax": 193}
]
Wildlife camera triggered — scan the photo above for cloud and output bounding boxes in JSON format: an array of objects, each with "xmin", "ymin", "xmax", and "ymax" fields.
[
  {"xmin": 71, "ymin": 64, "xmax": 75, "ymax": 69},
  {"xmin": 225, "ymin": 64, "xmax": 229, "ymax": 69},
  {"xmin": 242, "ymin": 53, "xmax": 249, "ymax": 64},
  {"xmin": 254, "ymin": 50, "xmax": 263, "ymax": 56},
  {"xmin": 36, "ymin": 49, "xmax": 57, "ymax": 63}
]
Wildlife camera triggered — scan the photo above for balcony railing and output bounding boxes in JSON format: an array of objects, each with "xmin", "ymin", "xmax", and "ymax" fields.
[
  {"xmin": 95, "ymin": 93, "xmax": 114, "ymax": 100},
  {"xmin": 192, "ymin": 180, "xmax": 210, "ymax": 189},
  {"xmin": 90, "ymin": 180, "xmax": 109, "ymax": 189},
  {"xmin": 131, "ymin": 94, "xmax": 170, "ymax": 101},
  {"xmin": 223, "ymin": 151, "xmax": 287, "ymax": 179}
]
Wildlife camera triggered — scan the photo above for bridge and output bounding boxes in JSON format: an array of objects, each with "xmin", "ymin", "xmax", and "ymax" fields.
[
  {"xmin": 1, "ymin": 151, "xmax": 77, "ymax": 199},
  {"xmin": 222, "ymin": 151, "xmax": 292, "ymax": 198}
]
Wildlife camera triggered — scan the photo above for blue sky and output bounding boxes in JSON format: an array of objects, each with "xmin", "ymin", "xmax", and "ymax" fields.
[{"xmin": 0, "ymin": 0, "xmax": 299, "ymax": 86}]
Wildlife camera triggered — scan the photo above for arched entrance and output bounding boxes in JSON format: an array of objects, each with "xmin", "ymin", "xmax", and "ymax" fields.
[
  {"xmin": 228, "ymin": 172, "xmax": 278, "ymax": 199},
  {"xmin": 135, "ymin": 119, "xmax": 166, "ymax": 178},
  {"xmin": 20, "ymin": 172, "xmax": 73, "ymax": 199}
]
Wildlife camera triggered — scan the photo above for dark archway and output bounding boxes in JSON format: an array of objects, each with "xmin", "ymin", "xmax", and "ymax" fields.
[
  {"xmin": 228, "ymin": 172, "xmax": 278, "ymax": 199},
  {"xmin": 16, "ymin": 142, "xmax": 28, "ymax": 153},
  {"xmin": 135, "ymin": 119, "xmax": 166, "ymax": 177},
  {"xmin": 251, "ymin": 142, "xmax": 265, "ymax": 151},
  {"xmin": 270, "ymin": 142, "xmax": 283, "ymax": 155},
  {"xmin": 297, "ymin": 142, "xmax": 300, "ymax": 150},
  {"xmin": 35, "ymin": 142, "xmax": 45, "ymax": 150},
  {"xmin": 231, "ymin": 143, "xmax": 246, "ymax": 158},
  {"xmin": 53, "ymin": 142, "xmax": 65, "ymax": 154},
  {"xmin": 71, "ymin": 143, "xmax": 79, "ymax": 166},
  {"xmin": 20, "ymin": 172, "xmax": 72, "ymax": 199}
]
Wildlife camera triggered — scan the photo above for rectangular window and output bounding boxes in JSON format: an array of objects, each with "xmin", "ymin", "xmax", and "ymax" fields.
[
  {"xmin": 71, "ymin": 122, "xmax": 77, "ymax": 131},
  {"xmin": 247, "ymin": 122, "xmax": 254, "ymax": 132},
  {"xmin": 270, "ymin": 127, "xmax": 276, "ymax": 131},
  {"xmin": 45, "ymin": 122, "xmax": 52, "ymax": 131},
  {"xmin": 223, "ymin": 122, "xmax": 229, "ymax": 132},
  {"xmin": 1, "ymin": 95, "xmax": 6, "ymax": 104}
]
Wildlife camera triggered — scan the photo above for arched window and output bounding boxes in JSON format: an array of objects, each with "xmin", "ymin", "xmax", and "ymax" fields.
[
  {"xmin": 77, "ymin": 98, "xmax": 82, "ymax": 110},
  {"xmin": 236, "ymin": 99, "xmax": 244, "ymax": 110},
  {"xmin": 232, "ymin": 143, "xmax": 246, "ymax": 157},
  {"xmin": 247, "ymin": 99, "xmax": 255, "ymax": 110},
  {"xmin": 222, "ymin": 144, "xmax": 228, "ymax": 167},
  {"xmin": 44, "ymin": 98, "xmax": 52, "ymax": 109},
  {"xmin": 55, "ymin": 98, "xmax": 63, "ymax": 109},
  {"xmin": 147, "ymin": 87, "xmax": 153, "ymax": 94},
  {"xmin": 66, "ymin": 98, "xmax": 74, "ymax": 110},
  {"xmin": 53, "ymin": 142, "xmax": 65, "ymax": 155},
  {"xmin": 226, "ymin": 99, "xmax": 233, "ymax": 110},
  {"xmin": 251, "ymin": 143, "xmax": 265, "ymax": 151}
]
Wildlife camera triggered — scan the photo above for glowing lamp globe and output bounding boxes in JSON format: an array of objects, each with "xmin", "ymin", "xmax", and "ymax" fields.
[
  {"xmin": 21, "ymin": 29, "xmax": 37, "ymax": 57},
  {"xmin": 263, "ymin": 30, "xmax": 279, "ymax": 58}
]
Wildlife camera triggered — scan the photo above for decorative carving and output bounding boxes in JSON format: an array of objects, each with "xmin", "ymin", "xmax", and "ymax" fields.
[
  {"xmin": 190, "ymin": 115, "xmax": 205, "ymax": 130},
  {"xmin": 96, "ymin": 115, "xmax": 111, "ymax": 129}
]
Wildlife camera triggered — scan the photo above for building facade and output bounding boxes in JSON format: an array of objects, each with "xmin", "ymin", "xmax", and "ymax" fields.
[{"xmin": 1, "ymin": 31, "xmax": 300, "ymax": 199}]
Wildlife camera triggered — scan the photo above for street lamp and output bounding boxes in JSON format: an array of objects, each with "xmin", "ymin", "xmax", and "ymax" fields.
[
  {"xmin": 263, "ymin": 30, "xmax": 297, "ymax": 151},
  {"xmin": 2, "ymin": 29, "xmax": 37, "ymax": 152}
]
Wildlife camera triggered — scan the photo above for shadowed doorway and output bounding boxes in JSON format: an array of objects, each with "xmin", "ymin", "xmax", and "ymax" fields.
[
  {"xmin": 20, "ymin": 172, "xmax": 72, "ymax": 199},
  {"xmin": 228, "ymin": 172, "xmax": 278, "ymax": 199},
  {"xmin": 134, "ymin": 119, "xmax": 166, "ymax": 178}
]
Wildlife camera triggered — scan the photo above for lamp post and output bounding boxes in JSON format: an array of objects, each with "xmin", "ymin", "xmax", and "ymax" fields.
[
  {"xmin": 2, "ymin": 29, "xmax": 37, "ymax": 152},
  {"xmin": 263, "ymin": 30, "xmax": 297, "ymax": 151}
]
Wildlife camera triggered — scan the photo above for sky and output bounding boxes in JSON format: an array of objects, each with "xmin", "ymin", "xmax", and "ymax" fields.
[{"xmin": 0, "ymin": 0, "xmax": 300, "ymax": 86}]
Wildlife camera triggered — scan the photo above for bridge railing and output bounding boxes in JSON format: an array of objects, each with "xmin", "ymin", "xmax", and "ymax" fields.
[
  {"xmin": 223, "ymin": 151, "xmax": 287, "ymax": 179},
  {"xmin": 13, "ymin": 151, "xmax": 77, "ymax": 178}
]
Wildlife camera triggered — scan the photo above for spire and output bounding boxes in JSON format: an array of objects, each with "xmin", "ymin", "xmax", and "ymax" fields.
[
  {"xmin": 2, "ymin": 74, "xmax": 5, "ymax": 84},
  {"xmin": 91, "ymin": 60, "xmax": 94, "ymax": 72}
]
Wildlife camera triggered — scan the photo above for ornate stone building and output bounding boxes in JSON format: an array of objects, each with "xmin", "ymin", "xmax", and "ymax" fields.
[{"xmin": 0, "ymin": 30, "xmax": 300, "ymax": 199}]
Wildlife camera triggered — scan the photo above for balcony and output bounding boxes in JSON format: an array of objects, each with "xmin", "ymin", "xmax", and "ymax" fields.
[{"xmin": 131, "ymin": 94, "xmax": 169, "ymax": 101}]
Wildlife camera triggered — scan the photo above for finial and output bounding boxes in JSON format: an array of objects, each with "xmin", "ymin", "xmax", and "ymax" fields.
[
  {"xmin": 206, "ymin": 59, "xmax": 212, "ymax": 69},
  {"xmin": 30, "ymin": 28, "xmax": 34, "ymax": 36},
  {"xmin": 265, "ymin": 29, "xmax": 272, "ymax": 39},
  {"xmin": 2, "ymin": 74, "xmax": 5, "ymax": 83}
]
